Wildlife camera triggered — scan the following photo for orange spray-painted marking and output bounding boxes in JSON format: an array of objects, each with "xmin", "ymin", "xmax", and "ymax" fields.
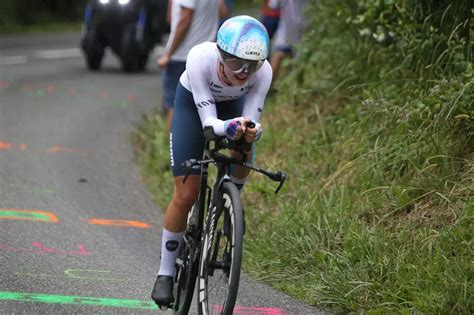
[
  {"xmin": 46, "ymin": 85, "xmax": 56, "ymax": 93},
  {"xmin": 46, "ymin": 146, "xmax": 87, "ymax": 155},
  {"xmin": 0, "ymin": 141, "xmax": 13, "ymax": 150},
  {"xmin": 88, "ymin": 218, "xmax": 152, "ymax": 229},
  {"xmin": 19, "ymin": 144, "xmax": 27, "ymax": 150}
]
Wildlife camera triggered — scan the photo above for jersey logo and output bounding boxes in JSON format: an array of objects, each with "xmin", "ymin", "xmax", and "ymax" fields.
[
  {"xmin": 196, "ymin": 98, "xmax": 216, "ymax": 109},
  {"xmin": 210, "ymin": 81, "xmax": 223, "ymax": 89}
]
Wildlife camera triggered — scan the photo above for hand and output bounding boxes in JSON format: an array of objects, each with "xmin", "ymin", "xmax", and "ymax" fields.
[
  {"xmin": 243, "ymin": 121, "xmax": 262, "ymax": 143},
  {"xmin": 224, "ymin": 117, "xmax": 248, "ymax": 140},
  {"xmin": 157, "ymin": 54, "xmax": 171, "ymax": 68}
]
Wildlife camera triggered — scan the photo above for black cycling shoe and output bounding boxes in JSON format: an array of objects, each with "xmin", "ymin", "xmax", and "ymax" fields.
[{"xmin": 151, "ymin": 275, "xmax": 174, "ymax": 307}]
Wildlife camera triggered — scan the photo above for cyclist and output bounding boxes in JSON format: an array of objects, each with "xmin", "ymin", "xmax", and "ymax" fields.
[{"xmin": 151, "ymin": 15, "xmax": 272, "ymax": 307}]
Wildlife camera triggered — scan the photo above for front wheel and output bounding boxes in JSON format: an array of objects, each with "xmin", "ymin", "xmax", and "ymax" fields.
[
  {"xmin": 198, "ymin": 181, "xmax": 244, "ymax": 315},
  {"xmin": 173, "ymin": 205, "xmax": 199, "ymax": 314}
]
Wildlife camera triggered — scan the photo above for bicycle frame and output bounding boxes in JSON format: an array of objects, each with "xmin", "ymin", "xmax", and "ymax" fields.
[{"xmin": 177, "ymin": 126, "xmax": 286, "ymax": 313}]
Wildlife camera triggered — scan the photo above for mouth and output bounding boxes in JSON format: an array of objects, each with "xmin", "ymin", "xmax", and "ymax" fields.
[{"xmin": 235, "ymin": 73, "xmax": 249, "ymax": 80}]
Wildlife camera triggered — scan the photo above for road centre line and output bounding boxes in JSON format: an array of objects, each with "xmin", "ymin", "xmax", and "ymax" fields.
[
  {"xmin": 0, "ymin": 55, "xmax": 27, "ymax": 65},
  {"xmin": 33, "ymin": 48, "xmax": 82, "ymax": 59},
  {"xmin": 1, "ymin": 44, "xmax": 165, "ymax": 65}
]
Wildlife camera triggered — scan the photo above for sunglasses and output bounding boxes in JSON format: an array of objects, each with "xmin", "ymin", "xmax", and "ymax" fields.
[{"xmin": 218, "ymin": 48, "xmax": 264, "ymax": 75}]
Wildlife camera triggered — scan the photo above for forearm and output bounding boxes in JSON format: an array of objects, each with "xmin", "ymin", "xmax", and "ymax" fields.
[{"xmin": 166, "ymin": 16, "xmax": 191, "ymax": 57}]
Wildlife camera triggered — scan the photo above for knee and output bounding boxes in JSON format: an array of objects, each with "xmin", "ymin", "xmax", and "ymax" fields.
[{"xmin": 172, "ymin": 188, "xmax": 199, "ymax": 211}]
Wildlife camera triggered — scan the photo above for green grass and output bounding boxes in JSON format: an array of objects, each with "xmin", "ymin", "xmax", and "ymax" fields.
[{"xmin": 133, "ymin": 1, "xmax": 473, "ymax": 313}]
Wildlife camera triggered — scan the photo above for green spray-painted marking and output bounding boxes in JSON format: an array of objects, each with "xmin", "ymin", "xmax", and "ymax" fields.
[
  {"xmin": 0, "ymin": 210, "xmax": 51, "ymax": 221},
  {"xmin": 120, "ymin": 100, "xmax": 129, "ymax": 108},
  {"xmin": 0, "ymin": 291, "xmax": 158, "ymax": 310}
]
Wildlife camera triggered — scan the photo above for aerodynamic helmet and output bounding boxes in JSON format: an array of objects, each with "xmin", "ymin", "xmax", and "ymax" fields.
[{"xmin": 217, "ymin": 15, "xmax": 270, "ymax": 74}]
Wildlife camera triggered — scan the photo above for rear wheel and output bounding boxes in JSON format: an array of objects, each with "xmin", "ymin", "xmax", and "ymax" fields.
[
  {"xmin": 82, "ymin": 28, "xmax": 104, "ymax": 71},
  {"xmin": 198, "ymin": 181, "xmax": 244, "ymax": 315},
  {"xmin": 120, "ymin": 25, "xmax": 140, "ymax": 72}
]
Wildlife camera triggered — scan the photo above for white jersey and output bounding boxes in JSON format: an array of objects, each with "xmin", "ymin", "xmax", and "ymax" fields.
[
  {"xmin": 179, "ymin": 42, "xmax": 273, "ymax": 136},
  {"xmin": 167, "ymin": 0, "xmax": 219, "ymax": 61}
]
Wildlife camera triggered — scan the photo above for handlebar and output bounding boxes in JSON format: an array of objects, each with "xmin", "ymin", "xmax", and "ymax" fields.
[
  {"xmin": 181, "ymin": 155, "xmax": 287, "ymax": 194},
  {"xmin": 203, "ymin": 121, "xmax": 256, "ymax": 152},
  {"xmin": 182, "ymin": 122, "xmax": 286, "ymax": 193}
]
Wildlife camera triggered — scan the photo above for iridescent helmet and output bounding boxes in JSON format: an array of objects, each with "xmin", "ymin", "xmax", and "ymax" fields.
[{"xmin": 217, "ymin": 15, "xmax": 270, "ymax": 74}]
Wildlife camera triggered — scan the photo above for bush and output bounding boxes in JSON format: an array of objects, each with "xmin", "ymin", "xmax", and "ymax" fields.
[{"xmin": 244, "ymin": 0, "xmax": 473, "ymax": 313}]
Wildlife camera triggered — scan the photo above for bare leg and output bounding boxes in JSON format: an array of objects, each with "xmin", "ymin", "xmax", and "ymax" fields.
[
  {"xmin": 270, "ymin": 51, "xmax": 286, "ymax": 83},
  {"xmin": 156, "ymin": 175, "xmax": 200, "ymax": 278},
  {"xmin": 164, "ymin": 175, "xmax": 200, "ymax": 232},
  {"xmin": 230, "ymin": 148, "xmax": 252, "ymax": 180}
]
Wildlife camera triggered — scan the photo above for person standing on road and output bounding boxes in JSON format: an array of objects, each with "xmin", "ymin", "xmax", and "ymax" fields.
[
  {"xmin": 219, "ymin": 0, "xmax": 234, "ymax": 26},
  {"xmin": 157, "ymin": 0, "xmax": 220, "ymax": 129},
  {"xmin": 261, "ymin": 0, "xmax": 281, "ymax": 40},
  {"xmin": 270, "ymin": 0, "xmax": 308, "ymax": 82},
  {"xmin": 151, "ymin": 15, "xmax": 272, "ymax": 308}
]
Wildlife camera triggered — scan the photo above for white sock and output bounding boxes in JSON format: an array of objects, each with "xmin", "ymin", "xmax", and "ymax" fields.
[{"xmin": 158, "ymin": 228, "xmax": 184, "ymax": 277}]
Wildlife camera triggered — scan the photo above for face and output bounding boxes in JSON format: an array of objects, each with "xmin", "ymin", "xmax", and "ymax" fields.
[
  {"xmin": 221, "ymin": 63, "xmax": 251, "ymax": 86},
  {"xmin": 217, "ymin": 48, "xmax": 264, "ymax": 86}
]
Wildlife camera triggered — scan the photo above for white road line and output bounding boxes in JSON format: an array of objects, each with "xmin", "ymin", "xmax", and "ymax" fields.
[
  {"xmin": 0, "ymin": 55, "xmax": 28, "ymax": 65},
  {"xmin": 33, "ymin": 48, "xmax": 82, "ymax": 59},
  {"xmin": 1, "ymin": 44, "xmax": 165, "ymax": 66}
]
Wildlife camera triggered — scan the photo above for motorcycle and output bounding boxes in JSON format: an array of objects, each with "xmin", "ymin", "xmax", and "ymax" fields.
[{"xmin": 80, "ymin": 0, "xmax": 168, "ymax": 72}]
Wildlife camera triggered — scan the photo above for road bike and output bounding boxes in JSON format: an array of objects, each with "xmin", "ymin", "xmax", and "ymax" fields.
[{"xmin": 171, "ymin": 123, "xmax": 286, "ymax": 314}]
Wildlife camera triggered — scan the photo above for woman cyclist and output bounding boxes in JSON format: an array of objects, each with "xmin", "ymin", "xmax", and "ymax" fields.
[{"xmin": 151, "ymin": 15, "xmax": 272, "ymax": 307}]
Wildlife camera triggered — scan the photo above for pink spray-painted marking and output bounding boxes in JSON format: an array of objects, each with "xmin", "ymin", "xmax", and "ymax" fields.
[
  {"xmin": 0, "ymin": 242, "xmax": 90, "ymax": 256},
  {"xmin": 0, "ymin": 80, "xmax": 10, "ymax": 89},
  {"xmin": 214, "ymin": 306, "xmax": 286, "ymax": 315}
]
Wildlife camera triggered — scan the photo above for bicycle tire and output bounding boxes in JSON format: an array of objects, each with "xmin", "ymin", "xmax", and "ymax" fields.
[
  {"xmin": 173, "ymin": 206, "xmax": 200, "ymax": 314},
  {"xmin": 197, "ymin": 181, "xmax": 244, "ymax": 315}
]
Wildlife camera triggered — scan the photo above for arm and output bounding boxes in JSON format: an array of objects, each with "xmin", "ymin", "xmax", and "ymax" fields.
[
  {"xmin": 242, "ymin": 61, "xmax": 273, "ymax": 122},
  {"xmin": 166, "ymin": 0, "xmax": 172, "ymax": 24},
  {"xmin": 185, "ymin": 47, "xmax": 223, "ymax": 133},
  {"xmin": 241, "ymin": 61, "xmax": 273, "ymax": 142},
  {"xmin": 219, "ymin": 0, "xmax": 229, "ymax": 20},
  {"xmin": 158, "ymin": 4, "xmax": 194, "ymax": 67}
]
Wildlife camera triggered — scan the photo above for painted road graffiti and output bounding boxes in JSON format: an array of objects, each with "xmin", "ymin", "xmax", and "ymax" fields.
[
  {"xmin": 0, "ymin": 242, "xmax": 90, "ymax": 256},
  {"xmin": 15, "ymin": 269, "xmax": 135, "ymax": 282},
  {"xmin": 0, "ymin": 292, "xmax": 157, "ymax": 310},
  {"xmin": 0, "ymin": 291, "xmax": 286, "ymax": 314},
  {"xmin": 0, "ymin": 208, "xmax": 151, "ymax": 228},
  {"xmin": 0, "ymin": 140, "xmax": 87, "ymax": 155},
  {"xmin": 88, "ymin": 218, "xmax": 152, "ymax": 228},
  {"xmin": 0, "ymin": 209, "xmax": 59, "ymax": 222}
]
